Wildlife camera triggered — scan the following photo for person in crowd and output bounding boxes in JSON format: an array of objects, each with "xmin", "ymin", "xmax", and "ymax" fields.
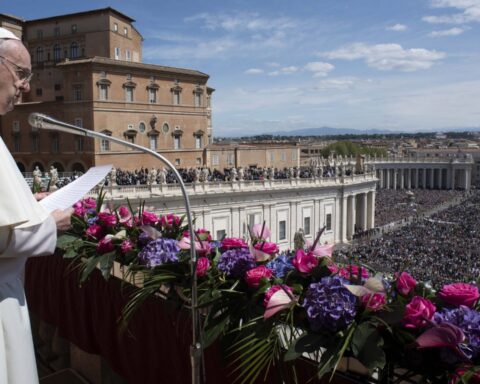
[{"xmin": 0, "ymin": 28, "xmax": 73, "ymax": 384}]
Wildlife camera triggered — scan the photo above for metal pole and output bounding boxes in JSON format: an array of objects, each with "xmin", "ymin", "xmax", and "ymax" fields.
[{"xmin": 29, "ymin": 113, "xmax": 202, "ymax": 384}]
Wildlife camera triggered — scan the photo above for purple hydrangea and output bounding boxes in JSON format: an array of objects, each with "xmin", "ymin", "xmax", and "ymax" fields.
[
  {"xmin": 435, "ymin": 306, "xmax": 480, "ymax": 359},
  {"xmin": 138, "ymin": 238, "xmax": 180, "ymax": 268},
  {"xmin": 303, "ymin": 276, "xmax": 357, "ymax": 332},
  {"xmin": 266, "ymin": 254, "xmax": 295, "ymax": 278},
  {"xmin": 217, "ymin": 248, "xmax": 255, "ymax": 278}
]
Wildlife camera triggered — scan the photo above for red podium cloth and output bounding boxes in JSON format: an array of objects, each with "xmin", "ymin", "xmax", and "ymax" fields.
[{"xmin": 25, "ymin": 255, "xmax": 360, "ymax": 384}]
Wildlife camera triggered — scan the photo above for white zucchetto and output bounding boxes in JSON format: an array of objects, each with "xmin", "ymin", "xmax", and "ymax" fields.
[{"xmin": 0, "ymin": 27, "xmax": 20, "ymax": 40}]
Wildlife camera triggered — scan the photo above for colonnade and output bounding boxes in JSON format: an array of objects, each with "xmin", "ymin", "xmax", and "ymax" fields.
[
  {"xmin": 375, "ymin": 165, "xmax": 471, "ymax": 190},
  {"xmin": 342, "ymin": 190, "xmax": 375, "ymax": 241}
]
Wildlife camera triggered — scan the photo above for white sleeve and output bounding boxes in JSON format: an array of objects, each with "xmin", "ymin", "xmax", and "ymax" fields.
[{"xmin": 0, "ymin": 215, "xmax": 57, "ymax": 258}]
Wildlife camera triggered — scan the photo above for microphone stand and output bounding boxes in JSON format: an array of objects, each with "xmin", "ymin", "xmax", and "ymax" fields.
[{"xmin": 29, "ymin": 113, "xmax": 203, "ymax": 384}]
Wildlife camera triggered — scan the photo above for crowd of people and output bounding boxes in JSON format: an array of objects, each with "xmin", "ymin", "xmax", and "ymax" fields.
[
  {"xmin": 339, "ymin": 190, "xmax": 480, "ymax": 288},
  {"xmin": 374, "ymin": 189, "xmax": 465, "ymax": 227}
]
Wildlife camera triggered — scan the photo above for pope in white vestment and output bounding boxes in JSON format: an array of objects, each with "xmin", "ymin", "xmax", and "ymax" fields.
[{"xmin": 0, "ymin": 28, "xmax": 72, "ymax": 384}]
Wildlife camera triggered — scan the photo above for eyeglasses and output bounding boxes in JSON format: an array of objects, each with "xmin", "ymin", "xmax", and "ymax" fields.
[{"xmin": 0, "ymin": 55, "xmax": 33, "ymax": 84}]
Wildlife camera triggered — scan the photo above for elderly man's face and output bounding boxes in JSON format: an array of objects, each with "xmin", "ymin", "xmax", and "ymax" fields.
[{"xmin": 0, "ymin": 40, "xmax": 31, "ymax": 115}]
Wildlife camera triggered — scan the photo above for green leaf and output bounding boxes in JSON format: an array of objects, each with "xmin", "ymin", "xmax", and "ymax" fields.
[
  {"xmin": 56, "ymin": 234, "xmax": 80, "ymax": 250},
  {"xmin": 80, "ymin": 255, "xmax": 103, "ymax": 283},
  {"xmin": 99, "ymin": 251, "xmax": 116, "ymax": 280},
  {"xmin": 64, "ymin": 248, "xmax": 78, "ymax": 259},
  {"xmin": 284, "ymin": 332, "xmax": 330, "ymax": 362},
  {"xmin": 351, "ymin": 322, "xmax": 385, "ymax": 370}
]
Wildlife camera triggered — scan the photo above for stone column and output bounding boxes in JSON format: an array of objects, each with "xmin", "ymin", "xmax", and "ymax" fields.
[
  {"xmin": 422, "ymin": 168, "xmax": 427, "ymax": 189},
  {"xmin": 346, "ymin": 195, "xmax": 356, "ymax": 240},
  {"xmin": 400, "ymin": 169, "xmax": 405, "ymax": 189},
  {"xmin": 464, "ymin": 168, "xmax": 471, "ymax": 190},
  {"xmin": 438, "ymin": 169, "xmax": 443, "ymax": 189},
  {"xmin": 341, "ymin": 195, "xmax": 348, "ymax": 242},
  {"xmin": 429, "ymin": 168, "xmax": 434, "ymax": 189},
  {"xmin": 393, "ymin": 170, "xmax": 398, "ymax": 190},
  {"xmin": 359, "ymin": 193, "xmax": 368, "ymax": 231},
  {"xmin": 407, "ymin": 168, "xmax": 412, "ymax": 189},
  {"xmin": 386, "ymin": 169, "xmax": 390, "ymax": 189},
  {"xmin": 451, "ymin": 168, "xmax": 456, "ymax": 189},
  {"xmin": 367, "ymin": 191, "xmax": 375, "ymax": 229},
  {"xmin": 414, "ymin": 168, "xmax": 419, "ymax": 189}
]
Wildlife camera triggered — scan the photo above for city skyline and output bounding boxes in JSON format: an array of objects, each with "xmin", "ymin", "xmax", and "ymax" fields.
[{"xmin": 3, "ymin": 0, "xmax": 480, "ymax": 136}]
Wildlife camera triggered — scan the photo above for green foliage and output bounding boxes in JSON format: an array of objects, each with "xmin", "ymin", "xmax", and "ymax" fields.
[{"xmin": 351, "ymin": 322, "xmax": 386, "ymax": 370}]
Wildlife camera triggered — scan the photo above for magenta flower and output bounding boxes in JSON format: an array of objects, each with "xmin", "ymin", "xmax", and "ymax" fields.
[
  {"xmin": 118, "ymin": 206, "xmax": 133, "ymax": 225},
  {"xmin": 85, "ymin": 224, "xmax": 104, "ymax": 240},
  {"xmin": 416, "ymin": 322, "xmax": 465, "ymax": 350},
  {"xmin": 142, "ymin": 211, "xmax": 159, "ymax": 226},
  {"xmin": 438, "ymin": 283, "xmax": 480, "ymax": 308},
  {"xmin": 98, "ymin": 212, "xmax": 117, "ymax": 227},
  {"xmin": 396, "ymin": 272, "xmax": 417, "ymax": 296},
  {"xmin": 292, "ymin": 249, "xmax": 318, "ymax": 273},
  {"xmin": 251, "ymin": 223, "xmax": 271, "ymax": 240},
  {"xmin": 73, "ymin": 201, "xmax": 87, "ymax": 217},
  {"xmin": 403, "ymin": 296, "xmax": 436, "ymax": 329},
  {"xmin": 339, "ymin": 265, "xmax": 369, "ymax": 281},
  {"xmin": 245, "ymin": 265, "xmax": 273, "ymax": 288},
  {"xmin": 120, "ymin": 239, "xmax": 134, "ymax": 254},
  {"xmin": 178, "ymin": 237, "xmax": 212, "ymax": 256},
  {"xmin": 361, "ymin": 292, "xmax": 386, "ymax": 312},
  {"xmin": 196, "ymin": 257, "xmax": 211, "ymax": 277},
  {"xmin": 97, "ymin": 237, "xmax": 115, "ymax": 254},
  {"xmin": 221, "ymin": 237, "xmax": 248, "ymax": 249},
  {"xmin": 264, "ymin": 285, "xmax": 294, "ymax": 320},
  {"xmin": 160, "ymin": 213, "xmax": 181, "ymax": 227},
  {"xmin": 82, "ymin": 197, "xmax": 97, "ymax": 210},
  {"xmin": 306, "ymin": 240, "xmax": 334, "ymax": 258},
  {"xmin": 253, "ymin": 242, "xmax": 279, "ymax": 255}
]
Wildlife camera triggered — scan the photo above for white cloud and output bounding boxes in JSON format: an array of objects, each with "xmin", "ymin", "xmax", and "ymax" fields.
[
  {"xmin": 244, "ymin": 68, "xmax": 264, "ymax": 75},
  {"xmin": 185, "ymin": 12, "xmax": 297, "ymax": 32},
  {"xmin": 314, "ymin": 77, "xmax": 359, "ymax": 90},
  {"xmin": 428, "ymin": 27, "xmax": 467, "ymax": 36},
  {"xmin": 423, "ymin": 0, "xmax": 480, "ymax": 24},
  {"xmin": 321, "ymin": 43, "xmax": 446, "ymax": 71},
  {"xmin": 304, "ymin": 61, "xmax": 335, "ymax": 77},
  {"xmin": 387, "ymin": 23, "xmax": 407, "ymax": 31},
  {"xmin": 268, "ymin": 66, "xmax": 299, "ymax": 76}
]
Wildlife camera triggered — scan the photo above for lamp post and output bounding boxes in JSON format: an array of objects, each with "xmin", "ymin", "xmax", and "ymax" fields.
[{"xmin": 28, "ymin": 113, "xmax": 203, "ymax": 384}]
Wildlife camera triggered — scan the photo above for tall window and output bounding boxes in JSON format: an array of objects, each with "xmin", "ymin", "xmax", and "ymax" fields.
[
  {"xmin": 51, "ymin": 134, "xmax": 59, "ymax": 153},
  {"xmin": 248, "ymin": 213, "xmax": 261, "ymax": 229},
  {"xmin": 125, "ymin": 86, "xmax": 134, "ymax": 102},
  {"xmin": 54, "ymin": 27, "xmax": 60, "ymax": 37},
  {"xmin": 31, "ymin": 134, "xmax": 39, "ymax": 152},
  {"xmin": 326, "ymin": 213, "xmax": 332, "ymax": 231},
  {"xmin": 13, "ymin": 135, "xmax": 20, "ymax": 152},
  {"xmin": 173, "ymin": 90, "xmax": 180, "ymax": 105},
  {"xmin": 125, "ymin": 49, "xmax": 131, "ymax": 61},
  {"xmin": 74, "ymin": 118, "xmax": 83, "ymax": 127},
  {"xmin": 75, "ymin": 137, "xmax": 84, "ymax": 152},
  {"xmin": 195, "ymin": 135, "xmax": 202, "ymax": 149},
  {"xmin": 73, "ymin": 85, "xmax": 83, "ymax": 101},
  {"xmin": 227, "ymin": 153, "xmax": 235, "ymax": 165},
  {"xmin": 114, "ymin": 47, "xmax": 120, "ymax": 60},
  {"xmin": 149, "ymin": 135, "xmax": 158, "ymax": 150},
  {"xmin": 70, "ymin": 42, "xmax": 79, "ymax": 58},
  {"xmin": 37, "ymin": 30, "xmax": 43, "ymax": 40},
  {"xmin": 100, "ymin": 131, "xmax": 111, "ymax": 152},
  {"xmin": 124, "ymin": 27, "xmax": 128, "ymax": 36},
  {"xmin": 99, "ymin": 84, "xmax": 108, "ymax": 100},
  {"xmin": 281, "ymin": 152, "xmax": 286, "ymax": 161},
  {"xmin": 53, "ymin": 44, "xmax": 61, "ymax": 62},
  {"xmin": 36, "ymin": 47, "xmax": 44, "ymax": 63},
  {"xmin": 113, "ymin": 23, "xmax": 118, "ymax": 32},
  {"xmin": 173, "ymin": 135, "xmax": 181, "ymax": 150},
  {"xmin": 71, "ymin": 24, "xmax": 77, "ymax": 34},
  {"xmin": 148, "ymin": 88, "xmax": 157, "ymax": 103},
  {"xmin": 304, "ymin": 217, "xmax": 311, "ymax": 236},
  {"xmin": 194, "ymin": 92, "xmax": 202, "ymax": 107},
  {"xmin": 279, "ymin": 221, "xmax": 286, "ymax": 240},
  {"xmin": 212, "ymin": 154, "xmax": 219, "ymax": 166}
]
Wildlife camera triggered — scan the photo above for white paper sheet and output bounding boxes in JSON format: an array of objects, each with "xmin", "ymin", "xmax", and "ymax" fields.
[{"xmin": 39, "ymin": 164, "xmax": 112, "ymax": 212}]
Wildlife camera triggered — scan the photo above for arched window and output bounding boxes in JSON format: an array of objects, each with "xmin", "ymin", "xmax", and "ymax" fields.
[
  {"xmin": 70, "ymin": 42, "xmax": 79, "ymax": 59},
  {"xmin": 53, "ymin": 44, "xmax": 61, "ymax": 62}
]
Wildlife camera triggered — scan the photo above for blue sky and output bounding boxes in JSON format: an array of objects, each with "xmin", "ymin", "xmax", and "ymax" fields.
[{"xmin": 4, "ymin": 0, "xmax": 480, "ymax": 135}]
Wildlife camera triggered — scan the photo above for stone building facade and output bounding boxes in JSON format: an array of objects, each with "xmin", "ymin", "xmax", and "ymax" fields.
[{"xmin": 0, "ymin": 8, "xmax": 213, "ymax": 172}]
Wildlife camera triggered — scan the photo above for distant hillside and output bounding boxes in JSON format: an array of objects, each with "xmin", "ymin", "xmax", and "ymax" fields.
[{"xmin": 266, "ymin": 127, "xmax": 393, "ymax": 136}]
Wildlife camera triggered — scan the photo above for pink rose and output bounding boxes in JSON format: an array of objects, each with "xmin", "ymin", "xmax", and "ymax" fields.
[
  {"xmin": 254, "ymin": 242, "xmax": 279, "ymax": 255},
  {"xmin": 403, "ymin": 296, "xmax": 436, "ymax": 329},
  {"xmin": 160, "ymin": 214, "xmax": 181, "ymax": 227},
  {"xmin": 251, "ymin": 224, "xmax": 271, "ymax": 240},
  {"xmin": 196, "ymin": 257, "xmax": 211, "ymax": 277},
  {"xmin": 361, "ymin": 293, "xmax": 386, "ymax": 312},
  {"xmin": 73, "ymin": 201, "xmax": 87, "ymax": 217},
  {"xmin": 142, "ymin": 211, "xmax": 159, "ymax": 226},
  {"xmin": 98, "ymin": 212, "xmax": 117, "ymax": 227},
  {"xmin": 118, "ymin": 206, "xmax": 133, "ymax": 225},
  {"xmin": 97, "ymin": 237, "xmax": 115, "ymax": 254},
  {"xmin": 245, "ymin": 265, "xmax": 273, "ymax": 288},
  {"xmin": 292, "ymin": 249, "xmax": 318, "ymax": 273},
  {"xmin": 221, "ymin": 237, "xmax": 248, "ymax": 249},
  {"xmin": 82, "ymin": 197, "xmax": 97, "ymax": 210},
  {"xmin": 396, "ymin": 272, "xmax": 417, "ymax": 296},
  {"xmin": 450, "ymin": 366, "xmax": 480, "ymax": 384},
  {"xmin": 182, "ymin": 229, "xmax": 212, "ymax": 242},
  {"xmin": 263, "ymin": 285, "xmax": 293, "ymax": 307},
  {"xmin": 438, "ymin": 283, "xmax": 480, "ymax": 308},
  {"xmin": 120, "ymin": 239, "xmax": 134, "ymax": 254},
  {"xmin": 339, "ymin": 265, "xmax": 369, "ymax": 280},
  {"xmin": 178, "ymin": 237, "xmax": 212, "ymax": 256},
  {"xmin": 85, "ymin": 224, "xmax": 104, "ymax": 240},
  {"xmin": 327, "ymin": 263, "xmax": 340, "ymax": 275}
]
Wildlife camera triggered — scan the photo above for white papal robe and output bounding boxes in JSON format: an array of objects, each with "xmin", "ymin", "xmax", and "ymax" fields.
[{"xmin": 0, "ymin": 137, "xmax": 57, "ymax": 384}]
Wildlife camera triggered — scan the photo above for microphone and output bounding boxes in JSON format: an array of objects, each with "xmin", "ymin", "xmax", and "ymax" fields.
[{"xmin": 29, "ymin": 112, "xmax": 204, "ymax": 384}]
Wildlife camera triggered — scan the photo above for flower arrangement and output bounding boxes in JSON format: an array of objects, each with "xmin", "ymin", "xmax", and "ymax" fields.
[{"xmin": 57, "ymin": 196, "xmax": 480, "ymax": 384}]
